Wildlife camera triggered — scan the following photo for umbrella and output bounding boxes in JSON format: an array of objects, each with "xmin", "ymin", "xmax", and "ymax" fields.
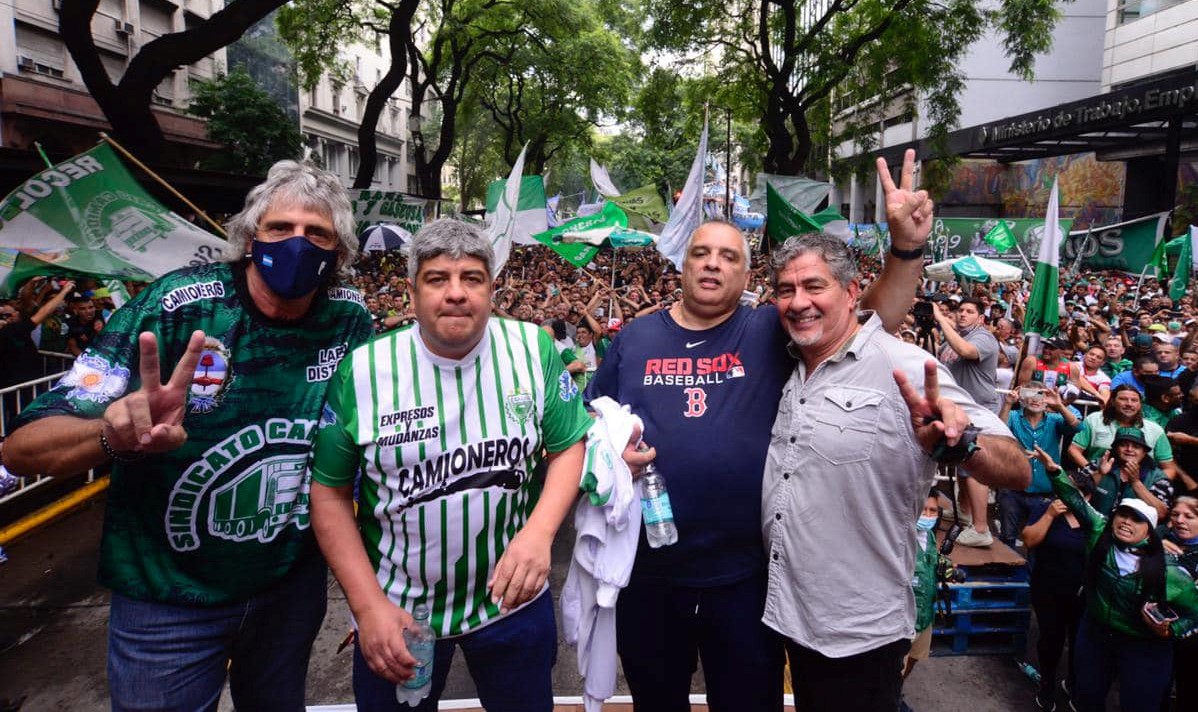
[
  {"xmin": 924, "ymin": 254, "xmax": 1023, "ymax": 283},
  {"xmin": 358, "ymin": 223, "xmax": 412, "ymax": 252}
]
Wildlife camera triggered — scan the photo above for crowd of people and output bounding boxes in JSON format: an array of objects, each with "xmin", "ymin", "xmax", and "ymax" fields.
[{"xmin": 0, "ymin": 149, "xmax": 1195, "ymax": 712}]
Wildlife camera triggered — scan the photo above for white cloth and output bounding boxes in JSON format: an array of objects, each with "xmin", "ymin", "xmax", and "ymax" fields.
[{"xmin": 561, "ymin": 397, "xmax": 643, "ymax": 712}]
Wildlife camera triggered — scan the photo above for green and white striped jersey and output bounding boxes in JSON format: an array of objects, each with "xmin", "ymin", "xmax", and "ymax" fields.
[{"xmin": 312, "ymin": 317, "xmax": 590, "ymax": 637}]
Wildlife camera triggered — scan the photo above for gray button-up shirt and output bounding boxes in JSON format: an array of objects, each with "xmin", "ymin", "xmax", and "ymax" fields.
[{"xmin": 762, "ymin": 312, "xmax": 1010, "ymax": 658}]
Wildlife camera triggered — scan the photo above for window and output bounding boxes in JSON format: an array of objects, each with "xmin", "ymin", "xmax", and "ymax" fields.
[{"xmin": 1117, "ymin": 0, "xmax": 1187, "ymax": 25}]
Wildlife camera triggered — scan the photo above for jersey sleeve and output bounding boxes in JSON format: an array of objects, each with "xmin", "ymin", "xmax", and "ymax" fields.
[
  {"xmin": 10, "ymin": 282, "xmax": 160, "ymax": 429},
  {"xmin": 1153, "ymin": 428, "xmax": 1175, "ymax": 463},
  {"xmin": 1166, "ymin": 565, "xmax": 1198, "ymax": 639},
  {"xmin": 1051, "ymin": 469, "xmax": 1105, "ymax": 547},
  {"xmin": 535, "ymin": 328, "xmax": 591, "ymax": 454},
  {"xmin": 1072, "ymin": 419, "xmax": 1094, "ymax": 453},
  {"xmin": 310, "ymin": 354, "xmax": 364, "ymax": 488}
]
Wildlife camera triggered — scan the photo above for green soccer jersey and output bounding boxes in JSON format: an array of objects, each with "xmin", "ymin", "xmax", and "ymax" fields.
[
  {"xmin": 12, "ymin": 262, "xmax": 373, "ymax": 605},
  {"xmin": 311, "ymin": 317, "xmax": 590, "ymax": 637}
]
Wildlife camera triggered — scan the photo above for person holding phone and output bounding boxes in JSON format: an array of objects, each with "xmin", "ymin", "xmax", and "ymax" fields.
[{"xmin": 1037, "ymin": 447, "xmax": 1198, "ymax": 712}]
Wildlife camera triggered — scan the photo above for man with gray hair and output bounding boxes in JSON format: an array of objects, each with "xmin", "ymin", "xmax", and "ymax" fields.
[
  {"xmin": 763, "ymin": 233, "xmax": 1029, "ymax": 710},
  {"xmin": 2, "ymin": 159, "xmax": 373, "ymax": 710},
  {"xmin": 310, "ymin": 218, "xmax": 592, "ymax": 711},
  {"xmin": 586, "ymin": 150, "xmax": 947, "ymax": 712}
]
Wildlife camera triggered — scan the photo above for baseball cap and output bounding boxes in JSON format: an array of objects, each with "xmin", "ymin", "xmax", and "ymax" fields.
[
  {"xmin": 1132, "ymin": 334, "xmax": 1154, "ymax": 348},
  {"xmin": 1152, "ymin": 332, "xmax": 1174, "ymax": 343},
  {"xmin": 607, "ymin": 318, "xmax": 623, "ymax": 333},
  {"xmin": 1147, "ymin": 323, "xmax": 1167, "ymax": 333},
  {"xmin": 1114, "ymin": 498, "xmax": 1158, "ymax": 528}
]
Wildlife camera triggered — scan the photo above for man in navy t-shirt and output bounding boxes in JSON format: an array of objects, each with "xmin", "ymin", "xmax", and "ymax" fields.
[{"xmin": 585, "ymin": 149, "xmax": 934, "ymax": 712}]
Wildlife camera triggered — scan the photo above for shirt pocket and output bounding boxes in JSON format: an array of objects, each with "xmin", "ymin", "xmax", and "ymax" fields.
[{"xmin": 809, "ymin": 386, "xmax": 885, "ymax": 465}]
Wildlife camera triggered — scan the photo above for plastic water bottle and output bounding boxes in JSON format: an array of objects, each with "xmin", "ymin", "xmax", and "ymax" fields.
[
  {"xmin": 1016, "ymin": 660, "xmax": 1042, "ymax": 685},
  {"xmin": 395, "ymin": 604, "xmax": 435, "ymax": 706},
  {"xmin": 640, "ymin": 460, "xmax": 678, "ymax": 548}
]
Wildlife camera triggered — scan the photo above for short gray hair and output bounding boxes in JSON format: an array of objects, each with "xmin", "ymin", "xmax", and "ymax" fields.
[
  {"xmin": 770, "ymin": 233, "xmax": 858, "ymax": 290},
  {"xmin": 407, "ymin": 219, "xmax": 495, "ymax": 280},
  {"xmin": 685, "ymin": 219, "xmax": 751, "ymax": 271},
  {"xmin": 223, "ymin": 160, "xmax": 358, "ymax": 278}
]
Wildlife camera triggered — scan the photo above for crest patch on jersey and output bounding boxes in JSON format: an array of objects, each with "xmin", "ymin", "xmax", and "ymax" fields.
[
  {"xmin": 61, "ymin": 353, "xmax": 130, "ymax": 403},
  {"xmin": 504, "ymin": 387, "xmax": 534, "ymax": 424},
  {"xmin": 189, "ymin": 337, "xmax": 233, "ymax": 414}
]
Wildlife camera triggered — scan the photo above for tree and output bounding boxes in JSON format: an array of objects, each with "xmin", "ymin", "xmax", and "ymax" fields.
[
  {"xmin": 59, "ymin": 0, "xmax": 288, "ymax": 162},
  {"xmin": 187, "ymin": 68, "xmax": 303, "ymax": 175},
  {"xmin": 642, "ymin": 0, "xmax": 1066, "ymax": 175},
  {"xmin": 469, "ymin": 0, "xmax": 638, "ymax": 174}
]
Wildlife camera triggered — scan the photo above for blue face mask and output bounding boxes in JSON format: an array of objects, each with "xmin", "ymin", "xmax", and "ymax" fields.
[
  {"xmin": 916, "ymin": 516, "xmax": 937, "ymax": 532},
  {"xmin": 251, "ymin": 236, "xmax": 338, "ymax": 299}
]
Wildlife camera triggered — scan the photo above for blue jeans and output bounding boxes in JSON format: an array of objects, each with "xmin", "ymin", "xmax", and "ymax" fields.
[
  {"xmin": 352, "ymin": 590, "xmax": 557, "ymax": 712},
  {"xmin": 615, "ymin": 573, "xmax": 785, "ymax": 712},
  {"xmin": 107, "ymin": 555, "xmax": 327, "ymax": 712},
  {"xmin": 1072, "ymin": 614, "xmax": 1173, "ymax": 712}
]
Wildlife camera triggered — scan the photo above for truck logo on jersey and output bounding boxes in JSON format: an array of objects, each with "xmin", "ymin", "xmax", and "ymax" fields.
[
  {"xmin": 208, "ymin": 454, "xmax": 310, "ymax": 543},
  {"xmin": 505, "ymin": 387, "xmax": 534, "ymax": 424},
  {"xmin": 166, "ymin": 419, "xmax": 317, "ymax": 552},
  {"xmin": 59, "ymin": 352, "xmax": 130, "ymax": 403},
  {"xmin": 189, "ymin": 337, "xmax": 232, "ymax": 413}
]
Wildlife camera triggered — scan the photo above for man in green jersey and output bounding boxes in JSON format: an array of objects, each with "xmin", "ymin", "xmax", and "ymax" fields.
[
  {"xmin": 310, "ymin": 219, "xmax": 591, "ymax": 711},
  {"xmin": 3, "ymin": 161, "xmax": 373, "ymax": 711}
]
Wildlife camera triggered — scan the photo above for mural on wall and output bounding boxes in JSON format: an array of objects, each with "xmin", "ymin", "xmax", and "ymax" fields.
[
  {"xmin": 941, "ymin": 161, "xmax": 1005, "ymax": 207},
  {"xmin": 940, "ymin": 154, "xmax": 1125, "ymax": 230},
  {"xmin": 1004, "ymin": 154, "xmax": 1124, "ymax": 229}
]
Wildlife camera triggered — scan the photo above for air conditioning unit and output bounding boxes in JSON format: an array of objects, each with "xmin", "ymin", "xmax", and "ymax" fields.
[
  {"xmin": 17, "ymin": 56, "xmax": 35, "ymax": 69},
  {"xmin": 115, "ymin": 20, "xmax": 134, "ymax": 35}
]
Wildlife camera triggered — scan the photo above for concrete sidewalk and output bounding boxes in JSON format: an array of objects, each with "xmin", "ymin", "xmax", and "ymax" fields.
[{"xmin": 0, "ymin": 494, "xmax": 1043, "ymax": 711}]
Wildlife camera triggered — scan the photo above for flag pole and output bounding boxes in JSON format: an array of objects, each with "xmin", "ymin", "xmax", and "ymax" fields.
[
  {"xmin": 99, "ymin": 132, "xmax": 227, "ymax": 238},
  {"xmin": 1011, "ymin": 240, "xmax": 1035, "ymax": 277}
]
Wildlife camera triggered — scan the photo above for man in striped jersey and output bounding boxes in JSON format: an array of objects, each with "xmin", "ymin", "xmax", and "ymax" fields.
[{"xmin": 311, "ymin": 219, "xmax": 591, "ymax": 711}]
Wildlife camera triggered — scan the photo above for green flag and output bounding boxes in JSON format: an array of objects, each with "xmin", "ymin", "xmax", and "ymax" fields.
[
  {"xmin": 0, "ymin": 142, "xmax": 228, "ymax": 296},
  {"xmin": 983, "ymin": 221, "xmax": 1018, "ymax": 252},
  {"xmin": 1171, "ymin": 234, "xmax": 1191, "ymax": 301},
  {"xmin": 530, "ymin": 202, "xmax": 628, "ymax": 267},
  {"xmin": 611, "ymin": 184, "xmax": 669, "ymax": 224},
  {"xmin": 1025, "ymin": 179, "xmax": 1062, "ymax": 341},
  {"xmin": 767, "ymin": 183, "xmax": 822, "ymax": 243}
]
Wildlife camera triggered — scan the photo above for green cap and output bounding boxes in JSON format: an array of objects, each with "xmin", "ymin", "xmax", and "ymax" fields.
[{"xmin": 1113, "ymin": 426, "xmax": 1148, "ymax": 449}]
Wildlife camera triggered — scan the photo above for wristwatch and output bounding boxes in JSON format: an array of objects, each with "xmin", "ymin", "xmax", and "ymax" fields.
[
  {"xmin": 889, "ymin": 244, "xmax": 925, "ymax": 261},
  {"xmin": 930, "ymin": 425, "xmax": 981, "ymax": 466}
]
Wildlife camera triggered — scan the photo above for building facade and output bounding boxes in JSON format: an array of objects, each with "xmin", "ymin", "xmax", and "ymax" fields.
[{"xmin": 834, "ymin": 0, "xmax": 1198, "ymax": 229}]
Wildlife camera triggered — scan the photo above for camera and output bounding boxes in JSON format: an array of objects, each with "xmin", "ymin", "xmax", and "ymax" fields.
[{"xmin": 912, "ymin": 300, "xmax": 936, "ymax": 332}]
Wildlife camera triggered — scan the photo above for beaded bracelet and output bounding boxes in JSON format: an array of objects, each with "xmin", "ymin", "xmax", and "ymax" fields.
[{"xmin": 100, "ymin": 428, "xmax": 145, "ymax": 463}]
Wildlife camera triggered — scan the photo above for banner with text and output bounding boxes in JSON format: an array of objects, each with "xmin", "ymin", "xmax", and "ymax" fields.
[
  {"xmin": 929, "ymin": 213, "xmax": 1169, "ymax": 275},
  {"xmin": 350, "ymin": 190, "xmax": 429, "ymax": 236}
]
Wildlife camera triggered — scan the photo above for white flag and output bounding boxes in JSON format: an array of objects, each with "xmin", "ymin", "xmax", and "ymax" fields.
[
  {"xmin": 590, "ymin": 159, "xmax": 621, "ymax": 199},
  {"xmin": 487, "ymin": 143, "xmax": 529, "ymax": 273},
  {"xmin": 656, "ymin": 117, "xmax": 708, "ymax": 271}
]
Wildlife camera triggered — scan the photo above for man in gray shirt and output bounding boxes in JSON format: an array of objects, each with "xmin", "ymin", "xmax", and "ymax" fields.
[
  {"xmin": 762, "ymin": 234, "xmax": 1028, "ymax": 711},
  {"xmin": 934, "ymin": 296, "xmax": 1002, "ymax": 547}
]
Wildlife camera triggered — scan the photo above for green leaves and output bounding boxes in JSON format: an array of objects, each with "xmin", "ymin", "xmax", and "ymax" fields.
[{"xmin": 186, "ymin": 68, "xmax": 303, "ymax": 175}]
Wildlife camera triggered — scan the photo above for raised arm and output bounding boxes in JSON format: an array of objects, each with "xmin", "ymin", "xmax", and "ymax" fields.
[{"xmin": 860, "ymin": 149, "xmax": 933, "ymax": 332}]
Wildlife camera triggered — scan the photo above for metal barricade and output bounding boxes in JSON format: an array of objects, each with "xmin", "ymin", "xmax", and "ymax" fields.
[{"xmin": 0, "ymin": 352, "xmax": 94, "ymax": 508}]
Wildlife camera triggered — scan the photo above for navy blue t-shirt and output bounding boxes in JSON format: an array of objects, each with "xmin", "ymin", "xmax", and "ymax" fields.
[
  {"xmin": 586, "ymin": 305, "xmax": 792, "ymax": 585},
  {"xmin": 1026, "ymin": 498, "xmax": 1087, "ymax": 595}
]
